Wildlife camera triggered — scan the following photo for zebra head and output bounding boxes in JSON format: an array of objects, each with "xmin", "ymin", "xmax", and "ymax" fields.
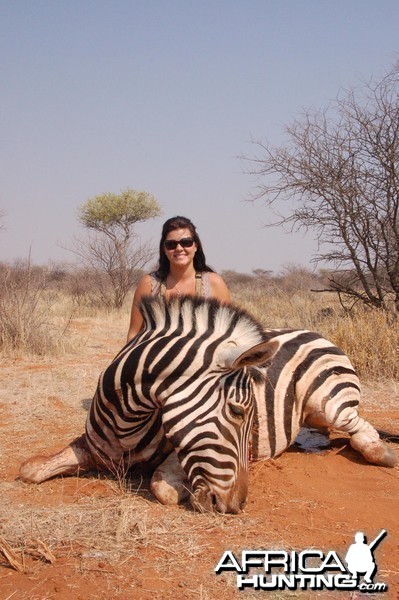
[{"xmin": 140, "ymin": 297, "xmax": 278, "ymax": 513}]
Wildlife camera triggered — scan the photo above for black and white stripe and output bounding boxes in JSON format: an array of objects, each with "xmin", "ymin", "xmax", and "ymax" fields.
[
  {"xmin": 85, "ymin": 296, "xmax": 396, "ymax": 512},
  {"xmin": 85, "ymin": 297, "xmax": 264, "ymax": 495}
]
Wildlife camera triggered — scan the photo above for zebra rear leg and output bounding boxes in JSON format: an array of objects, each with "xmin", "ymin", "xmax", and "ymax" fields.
[
  {"xmin": 306, "ymin": 408, "xmax": 397, "ymax": 467},
  {"xmin": 19, "ymin": 434, "xmax": 96, "ymax": 484},
  {"xmin": 349, "ymin": 418, "xmax": 397, "ymax": 466},
  {"xmin": 150, "ymin": 451, "xmax": 190, "ymax": 505}
]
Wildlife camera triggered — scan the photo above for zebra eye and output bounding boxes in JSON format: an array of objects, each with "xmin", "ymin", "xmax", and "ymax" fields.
[{"xmin": 228, "ymin": 402, "xmax": 245, "ymax": 419}]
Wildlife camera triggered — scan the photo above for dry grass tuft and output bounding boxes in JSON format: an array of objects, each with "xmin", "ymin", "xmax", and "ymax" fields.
[
  {"xmin": 0, "ymin": 475, "xmax": 250, "ymax": 570},
  {"xmin": 2, "ymin": 263, "xmax": 398, "ymax": 381},
  {"xmin": 320, "ymin": 308, "xmax": 399, "ymax": 380},
  {"xmin": 232, "ymin": 281, "xmax": 399, "ymax": 380},
  {"xmin": 0, "ymin": 261, "xmax": 77, "ymax": 356}
]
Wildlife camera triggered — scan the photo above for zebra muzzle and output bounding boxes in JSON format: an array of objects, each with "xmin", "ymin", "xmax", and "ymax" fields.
[{"xmin": 190, "ymin": 470, "xmax": 248, "ymax": 514}]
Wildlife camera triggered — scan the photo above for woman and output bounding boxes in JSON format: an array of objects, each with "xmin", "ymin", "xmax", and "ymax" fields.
[{"xmin": 127, "ymin": 216, "xmax": 231, "ymax": 341}]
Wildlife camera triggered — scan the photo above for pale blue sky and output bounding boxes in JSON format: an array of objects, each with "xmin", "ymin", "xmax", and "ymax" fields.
[{"xmin": 1, "ymin": 1, "xmax": 398, "ymax": 273}]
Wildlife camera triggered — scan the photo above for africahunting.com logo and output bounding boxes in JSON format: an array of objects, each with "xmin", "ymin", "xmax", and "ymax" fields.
[{"xmin": 215, "ymin": 529, "xmax": 388, "ymax": 593}]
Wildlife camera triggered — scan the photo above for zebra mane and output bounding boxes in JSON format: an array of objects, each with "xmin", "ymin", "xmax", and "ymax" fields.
[{"xmin": 139, "ymin": 295, "xmax": 266, "ymax": 348}]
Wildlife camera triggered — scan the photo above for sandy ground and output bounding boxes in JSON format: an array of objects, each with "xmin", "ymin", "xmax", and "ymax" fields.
[{"xmin": 0, "ymin": 318, "xmax": 398, "ymax": 599}]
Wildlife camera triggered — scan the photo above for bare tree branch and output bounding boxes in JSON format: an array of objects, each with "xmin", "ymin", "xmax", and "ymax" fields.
[{"xmin": 244, "ymin": 62, "xmax": 399, "ymax": 313}]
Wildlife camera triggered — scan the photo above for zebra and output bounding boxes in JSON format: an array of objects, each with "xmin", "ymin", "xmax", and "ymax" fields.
[{"xmin": 20, "ymin": 296, "xmax": 397, "ymax": 514}]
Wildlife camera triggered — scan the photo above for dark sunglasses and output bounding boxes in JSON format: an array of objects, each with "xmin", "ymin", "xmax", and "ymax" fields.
[{"xmin": 164, "ymin": 237, "xmax": 195, "ymax": 250}]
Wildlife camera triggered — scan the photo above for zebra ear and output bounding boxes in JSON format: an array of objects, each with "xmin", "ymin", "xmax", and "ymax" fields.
[{"xmin": 217, "ymin": 340, "xmax": 279, "ymax": 370}]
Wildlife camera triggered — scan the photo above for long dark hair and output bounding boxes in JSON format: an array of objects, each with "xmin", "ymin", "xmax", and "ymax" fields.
[{"xmin": 154, "ymin": 216, "xmax": 214, "ymax": 280}]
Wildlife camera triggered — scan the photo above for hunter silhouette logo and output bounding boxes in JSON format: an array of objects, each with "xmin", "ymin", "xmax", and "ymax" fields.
[
  {"xmin": 215, "ymin": 529, "xmax": 388, "ymax": 593},
  {"xmin": 345, "ymin": 529, "xmax": 386, "ymax": 585}
]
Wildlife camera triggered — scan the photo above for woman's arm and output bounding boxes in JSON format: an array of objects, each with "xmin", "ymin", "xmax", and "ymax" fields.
[
  {"xmin": 209, "ymin": 272, "xmax": 231, "ymax": 303},
  {"xmin": 126, "ymin": 275, "xmax": 152, "ymax": 342}
]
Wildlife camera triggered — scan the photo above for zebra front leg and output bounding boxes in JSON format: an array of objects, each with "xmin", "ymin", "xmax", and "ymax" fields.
[
  {"xmin": 19, "ymin": 434, "xmax": 96, "ymax": 484},
  {"xmin": 150, "ymin": 451, "xmax": 190, "ymax": 505}
]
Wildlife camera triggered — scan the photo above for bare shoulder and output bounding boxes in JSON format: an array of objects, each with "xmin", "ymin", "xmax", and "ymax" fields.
[
  {"xmin": 208, "ymin": 272, "xmax": 231, "ymax": 303},
  {"xmin": 208, "ymin": 272, "xmax": 226, "ymax": 286},
  {"xmin": 133, "ymin": 274, "xmax": 153, "ymax": 301}
]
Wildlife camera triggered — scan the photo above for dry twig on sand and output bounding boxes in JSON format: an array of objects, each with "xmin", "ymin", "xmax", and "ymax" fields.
[{"xmin": 0, "ymin": 536, "xmax": 24, "ymax": 572}]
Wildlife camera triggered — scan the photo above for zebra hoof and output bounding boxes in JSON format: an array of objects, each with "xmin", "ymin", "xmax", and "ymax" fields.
[
  {"xmin": 150, "ymin": 477, "xmax": 189, "ymax": 505},
  {"xmin": 150, "ymin": 470, "xmax": 190, "ymax": 505},
  {"xmin": 19, "ymin": 455, "xmax": 50, "ymax": 484},
  {"xmin": 350, "ymin": 437, "xmax": 397, "ymax": 467},
  {"xmin": 382, "ymin": 446, "xmax": 397, "ymax": 467},
  {"xmin": 149, "ymin": 451, "xmax": 190, "ymax": 505}
]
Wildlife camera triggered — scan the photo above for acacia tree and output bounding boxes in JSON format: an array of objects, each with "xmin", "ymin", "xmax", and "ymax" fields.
[
  {"xmin": 246, "ymin": 63, "xmax": 399, "ymax": 313},
  {"xmin": 74, "ymin": 188, "xmax": 161, "ymax": 308}
]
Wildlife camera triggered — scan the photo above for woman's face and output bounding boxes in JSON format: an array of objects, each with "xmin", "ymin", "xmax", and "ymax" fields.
[{"xmin": 164, "ymin": 227, "xmax": 197, "ymax": 268}]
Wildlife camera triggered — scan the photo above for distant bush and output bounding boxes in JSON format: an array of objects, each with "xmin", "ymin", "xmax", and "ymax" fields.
[
  {"xmin": 1, "ymin": 261, "xmax": 397, "ymax": 379},
  {"xmin": 230, "ymin": 273, "xmax": 398, "ymax": 380},
  {"xmin": 221, "ymin": 270, "xmax": 255, "ymax": 287},
  {"xmin": 321, "ymin": 308, "xmax": 399, "ymax": 380},
  {"xmin": 0, "ymin": 260, "xmax": 73, "ymax": 355}
]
